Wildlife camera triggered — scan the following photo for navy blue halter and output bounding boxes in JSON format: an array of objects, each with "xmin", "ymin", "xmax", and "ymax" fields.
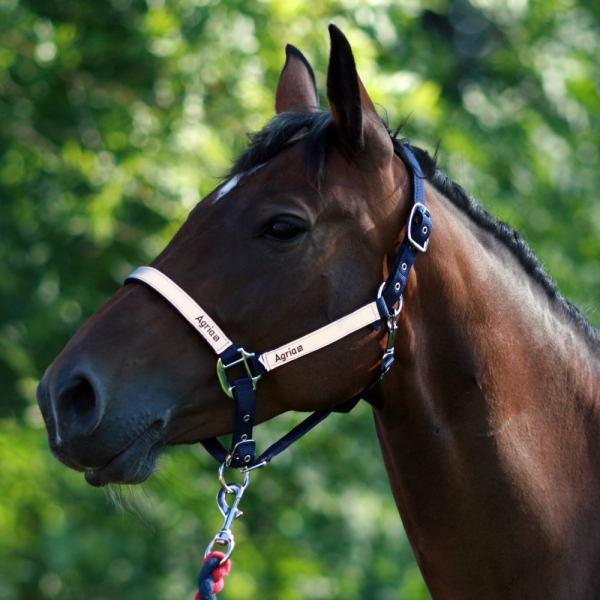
[{"xmin": 201, "ymin": 145, "xmax": 432, "ymax": 470}]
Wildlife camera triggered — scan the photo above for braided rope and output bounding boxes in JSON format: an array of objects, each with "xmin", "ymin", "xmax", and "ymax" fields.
[{"xmin": 195, "ymin": 552, "xmax": 231, "ymax": 600}]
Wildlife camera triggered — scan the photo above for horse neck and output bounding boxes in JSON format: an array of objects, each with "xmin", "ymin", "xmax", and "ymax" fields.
[{"xmin": 371, "ymin": 185, "xmax": 600, "ymax": 598}]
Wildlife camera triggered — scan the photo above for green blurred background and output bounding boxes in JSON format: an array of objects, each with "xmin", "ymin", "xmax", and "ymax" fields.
[{"xmin": 1, "ymin": 0, "xmax": 599, "ymax": 598}]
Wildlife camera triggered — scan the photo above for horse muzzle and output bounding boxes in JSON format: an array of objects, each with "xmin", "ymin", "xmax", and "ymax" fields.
[{"xmin": 36, "ymin": 360, "xmax": 167, "ymax": 486}]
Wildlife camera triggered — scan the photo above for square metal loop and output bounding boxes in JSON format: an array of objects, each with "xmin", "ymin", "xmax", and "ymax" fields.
[
  {"xmin": 216, "ymin": 348, "xmax": 262, "ymax": 399},
  {"xmin": 407, "ymin": 203, "xmax": 431, "ymax": 253}
]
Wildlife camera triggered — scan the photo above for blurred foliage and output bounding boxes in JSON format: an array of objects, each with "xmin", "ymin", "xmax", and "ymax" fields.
[
  {"xmin": 1, "ymin": 0, "xmax": 599, "ymax": 598},
  {"xmin": 0, "ymin": 409, "xmax": 424, "ymax": 600}
]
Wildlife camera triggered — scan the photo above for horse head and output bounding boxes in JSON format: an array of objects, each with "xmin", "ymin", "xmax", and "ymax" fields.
[{"xmin": 36, "ymin": 26, "xmax": 415, "ymax": 487}]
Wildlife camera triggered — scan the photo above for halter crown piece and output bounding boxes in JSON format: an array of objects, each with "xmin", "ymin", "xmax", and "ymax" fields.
[
  {"xmin": 124, "ymin": 146, "xmax": 431, "ymax": 595},
  {"xmin": 125, "ymin": 146, "xmax": 431, "ymax": 470}
]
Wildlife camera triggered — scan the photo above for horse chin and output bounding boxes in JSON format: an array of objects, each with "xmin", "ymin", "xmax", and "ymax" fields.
[{"xmin": 83, "ymin": 423, "xmax": 164, "ymax": 487}]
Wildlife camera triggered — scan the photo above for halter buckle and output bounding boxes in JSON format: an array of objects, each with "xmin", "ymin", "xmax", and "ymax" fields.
[
  {"xmin": 407, "ymin": 203, "xmax": 431, "ymax": 253},
  {"xmin": 225, "ymin": 439, "xmax": 256, "ymax": 468},
  {"xmin": 216, "ymin": 348, "xmax": 262, "ymax": 399}
]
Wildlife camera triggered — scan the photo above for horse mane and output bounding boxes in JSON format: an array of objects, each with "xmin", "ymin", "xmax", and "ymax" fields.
[{"xmin": 229, "ymin": 111, "xmax": 600, "ymax": 346}]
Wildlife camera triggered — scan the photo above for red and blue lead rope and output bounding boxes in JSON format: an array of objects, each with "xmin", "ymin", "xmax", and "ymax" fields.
[{"xmin": 195, "ymin": 552, "xmax": 231, "ymax": 600}]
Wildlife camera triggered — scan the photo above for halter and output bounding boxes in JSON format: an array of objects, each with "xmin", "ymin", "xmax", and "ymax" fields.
[{"xmin": 125, "ymin": 146, "xmax": 431, "ymax": 471}]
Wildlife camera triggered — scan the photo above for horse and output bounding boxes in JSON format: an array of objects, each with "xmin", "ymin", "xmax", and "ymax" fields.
[{"xmin": 36, "ymin": 24, "xmax": 600, "ymax": 599}]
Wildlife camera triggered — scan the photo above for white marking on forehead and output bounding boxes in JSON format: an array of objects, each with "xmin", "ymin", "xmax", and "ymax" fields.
[
  {"xmin": 212, "ymin": 162, "xmax": 266, "ymax": 204},
  {"xmin": 214, "ymin": 173, "xmax": 242, "ymax": 203},
  {"xmin": 287, "ymin": 131, "xmax": 308, "ymax": 144}
]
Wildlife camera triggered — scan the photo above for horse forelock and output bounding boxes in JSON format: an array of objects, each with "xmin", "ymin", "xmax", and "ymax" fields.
[{"xmin": 228, "ymin": 111, "xmax": 334, "ymax": 184}]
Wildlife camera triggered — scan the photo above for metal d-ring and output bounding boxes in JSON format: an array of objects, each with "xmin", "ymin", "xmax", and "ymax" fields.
[
  {"xmin": 377, "ymin": 282, "xmax": 404, "ymax": 318},
  {"xmin": 216, "ymin": 348, "xmax": 262, "ymax": 399},
  {"xmin": 218, "ymin": 461, "xmax": 250, "ymax": 492},
  {"xmin": 392, "ymin": 294, "xmax": 403, "ymax": 317}
]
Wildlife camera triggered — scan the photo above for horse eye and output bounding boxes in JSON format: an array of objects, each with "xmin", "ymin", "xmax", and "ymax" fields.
[{"xmin": 263, "ymin": 220, "xmax": 304, "ymax": 242}]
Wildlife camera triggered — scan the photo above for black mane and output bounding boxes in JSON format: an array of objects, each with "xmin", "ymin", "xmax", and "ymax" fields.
[{"xmin": 230, "ymin": 111, "xmax": 599, "ymax": 346}]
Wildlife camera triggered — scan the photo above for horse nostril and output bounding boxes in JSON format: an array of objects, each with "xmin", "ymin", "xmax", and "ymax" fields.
[
  {"xmin": 57, "ymin": 377, "xmax": 101, "ymax": 439},
  {"xmin": 66, "ymin": 378, "xmax": 95, "ymax": 417}
]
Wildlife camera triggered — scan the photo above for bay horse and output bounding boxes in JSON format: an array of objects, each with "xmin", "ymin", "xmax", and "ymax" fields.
[{"xmin": 37, "ymin": 25, "xmax": 600, "ymax": 599}]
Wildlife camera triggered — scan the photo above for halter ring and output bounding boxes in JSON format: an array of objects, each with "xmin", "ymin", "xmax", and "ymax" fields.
[{"xmin": 377, "ymin": 282, "xmax": 403, "ymax": 318}]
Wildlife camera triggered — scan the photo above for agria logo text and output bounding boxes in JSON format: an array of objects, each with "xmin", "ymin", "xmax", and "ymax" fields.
[
  {"xmin": 274, "ymin": 345, "xmax": 304, "ymax": 363},
  {"xmin": 195, "ymin": 316, "xmax": 220, "ymax": 343}
]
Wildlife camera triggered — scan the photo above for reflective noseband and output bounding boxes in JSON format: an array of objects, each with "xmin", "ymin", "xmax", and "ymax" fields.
[{"xmin": 125, "ymin": 146, "xmax": 432, "ymax": 470}]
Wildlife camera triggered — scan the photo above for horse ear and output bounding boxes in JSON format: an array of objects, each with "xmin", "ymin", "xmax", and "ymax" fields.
[
  {"xmin": 275, "ymin": 45, "xmax": 319, "ymax": 114},
  {"xmin": 326, "ymin": 24, "xmax": 392, "ymax": 163}
]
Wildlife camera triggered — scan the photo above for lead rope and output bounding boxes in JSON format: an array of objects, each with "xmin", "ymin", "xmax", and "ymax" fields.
[{"xmin": 196, "ymin": 553, "xmax": 230, "ymax": 600}]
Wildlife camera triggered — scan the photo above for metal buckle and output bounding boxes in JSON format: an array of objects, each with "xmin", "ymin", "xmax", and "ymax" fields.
[
  {"xmin": 407, "ymin": 202, "xmax": 431, "ymax": 253},
  {"xmin": 225, "ymin": 439, "xmax": 256, "ymax": 468},
  {"xmin": 216, "ymin": 348, "xmax": 262, "ymax": 399}
]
